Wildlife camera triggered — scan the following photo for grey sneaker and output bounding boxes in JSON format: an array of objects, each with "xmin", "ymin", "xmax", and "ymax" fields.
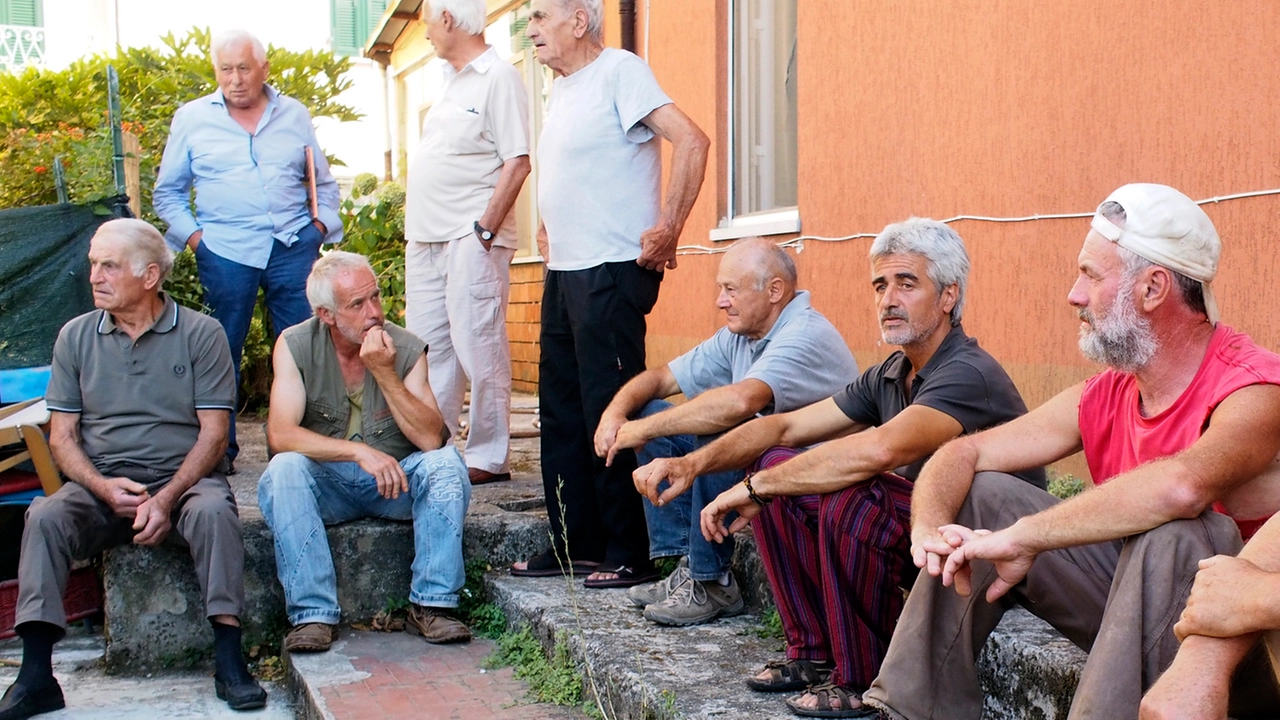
[
  {"xmin": 643, "ymin": 572, "xmax": 745, "ymax": 626},
  {"xmin": 627, "ymin": 558, "xmax": 690, "ymax": 608}
]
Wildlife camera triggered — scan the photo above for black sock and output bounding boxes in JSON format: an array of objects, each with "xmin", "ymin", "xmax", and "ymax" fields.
[
  {"xmin": 211, "ymin": 621, "xmax": 251, "ymax": 683},
  {"xmin": 14, "ymin": 621, "xmax": 58, "ymax": 690}
]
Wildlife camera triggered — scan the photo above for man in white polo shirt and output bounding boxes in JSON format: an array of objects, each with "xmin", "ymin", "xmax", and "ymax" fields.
[{"xmin": 405, "ymin": 0, "xmax": 531, "ymax": 486}]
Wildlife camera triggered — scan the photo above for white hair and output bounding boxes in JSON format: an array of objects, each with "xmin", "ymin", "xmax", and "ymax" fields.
[
  {"xmin": 426, "ymin": 0, "xmax": 487, "ymax": 36},
  {"xmin": 96, "ymin": 218, "xmax": 175, "ymax": 284},
  {"xmin": 210, "ymin": 29, "xmax": 267, "ymax": 67},
  {"xmin": 306, "ymin": 251, "xmax": 375, "ymax": 314},
  {"xmin": 560, "ymin": 0, "xmax": 604, "ymax": 42}
]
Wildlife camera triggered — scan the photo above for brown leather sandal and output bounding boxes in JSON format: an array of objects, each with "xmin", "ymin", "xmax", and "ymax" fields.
[
  {"xmin": 784, "ymin": 682, "xmax": 872, "ymax": 718},
  {"xmin": 745, "ymin": 658, "xmax": 834, "ymax": 692}
]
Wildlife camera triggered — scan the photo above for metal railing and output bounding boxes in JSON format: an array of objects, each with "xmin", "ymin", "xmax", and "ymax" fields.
[{"xmin": 0, "ymin": 24, "xmax": 45, "ymax": 73}]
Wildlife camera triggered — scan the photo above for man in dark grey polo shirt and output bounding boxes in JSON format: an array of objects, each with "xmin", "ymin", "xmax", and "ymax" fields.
[
  {"xmin": 0, "ymin": 219, "xmax": 265, "ymax": 720},
  {"xmin": 641, "ymin": 218, "xmax": 1043, "ymax": 717}
]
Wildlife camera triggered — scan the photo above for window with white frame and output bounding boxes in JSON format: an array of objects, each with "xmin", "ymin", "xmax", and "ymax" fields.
[{"xmin": 729, "ymin": 0, "xmax": 797, "ymax": 223}]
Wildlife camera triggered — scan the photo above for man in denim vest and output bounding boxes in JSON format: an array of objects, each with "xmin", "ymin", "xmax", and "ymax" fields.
[{"xmin": 258, "ymin": 252, "xmax": 471, "ymax": 654}]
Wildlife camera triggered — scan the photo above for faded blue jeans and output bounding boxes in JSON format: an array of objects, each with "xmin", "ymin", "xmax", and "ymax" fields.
[
  {"xmin": 258, "ymin": 446, "xmax": 470, "ymax": 626},
  {"xmin": 637, "ymin": 400, "xmax": 744, "ymax": 581}
]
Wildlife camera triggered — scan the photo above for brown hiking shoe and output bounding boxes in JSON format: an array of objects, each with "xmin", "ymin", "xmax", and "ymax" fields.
[
  {"xmin": 283, "ymin": 623, "xmax": 337, "ymax": 653},
  {"xmin": 405, "ymin": 604, "xmax": 472, "ymax": 644}
]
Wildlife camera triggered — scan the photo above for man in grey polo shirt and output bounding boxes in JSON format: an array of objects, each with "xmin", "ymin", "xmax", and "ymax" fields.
[
  {"xmin": 593, "ymin": 237, "xmax": 856, "ymax": 625},
  {"xmin": 404, "ymin": 0, "xmax": 531, "ymax": 487},
  {"xmin": 0, "ymin": 219, "xmax": 265, "ymax": 720}
]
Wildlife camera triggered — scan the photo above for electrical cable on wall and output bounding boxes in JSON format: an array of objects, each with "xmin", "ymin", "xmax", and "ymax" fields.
[{"xmin": 675, "ymin": 187, "xmax": 1280, "ymax": 256}]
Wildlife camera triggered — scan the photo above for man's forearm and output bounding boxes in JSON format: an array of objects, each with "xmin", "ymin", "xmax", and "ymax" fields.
[
  {"xmin": 686, "ymin": 415, "xmax": 789, "ymax": 477},
  {"xmin": 749, "ymin": 437, "xmax": 886, "ymax": 497},
  {"xmin": 269, "ymin": 423, "xmax": 377, "ymax": 463},
  {"xmin": 154, "ymin": 422, "xmax": 228, "ymax": 505},
  {"xmin": 49, "ymin": 436, "xmax": 110, "ymax": 498},
  {"xmin": 478, "ymin": 157, "xmax": 530, "ymax": 233},
  {"xmin": 632, "ymin": 384, "xmax": 763, "ymax": 440},
  {"xmin": 372, "ymin": 372, "xmax": 445, "ymax": 451},
  {"xmin": 658, "ymin": 132, "xmax": 709, "ymax": 236},
  {"xmin": 911, "ymin": 439, "xmax": 981, "ymax": 536}
]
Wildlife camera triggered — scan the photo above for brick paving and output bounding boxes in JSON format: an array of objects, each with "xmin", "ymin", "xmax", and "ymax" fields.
[{"xmin": 306, "ymin": 630, "xmax": 586, "ymax": 720}]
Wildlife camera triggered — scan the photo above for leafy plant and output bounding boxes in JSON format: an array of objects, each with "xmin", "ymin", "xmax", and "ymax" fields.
[
  {"xmin": 0, "ymin": 28, "xmax": 362, "ymax": 413},
  {"xmin": 1047, "ymin": 471, "xmax": 1086, "ymax": 500},
  {"xmin": 336, "ymin": 174, "xmax": 407, "ymax": 324},
  {"xmin": 487, "ymin": 626, "xmax": 585, "ymax": 708},
  {"xmin": 457, "ymin": 557, "xmax": 508, "ymax": 638}
]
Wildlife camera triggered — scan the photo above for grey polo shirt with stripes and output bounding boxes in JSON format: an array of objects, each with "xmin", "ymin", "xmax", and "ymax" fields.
[{"xmin": 45, "ymin": 293, "xmax": 235, "ymax": 478}]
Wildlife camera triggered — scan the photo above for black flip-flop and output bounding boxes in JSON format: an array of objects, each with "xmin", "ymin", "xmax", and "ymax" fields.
[
  {"xmin": 510, "ymin": 548, "xmax": 601, "ymax": 577},
  {"xmin": 582, "ymin": 564, "xmax": 660, "ymax": 589}
]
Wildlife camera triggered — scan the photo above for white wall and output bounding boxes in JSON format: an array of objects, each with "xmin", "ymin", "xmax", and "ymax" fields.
[{"xmin": 41, "ymin": 0, "xmax": 386, "ymax": 179}]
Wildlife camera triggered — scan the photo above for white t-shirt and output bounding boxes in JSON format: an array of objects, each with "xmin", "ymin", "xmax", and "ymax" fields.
[
  {"xmin": 536, "ymin": 48, "xmax": 672, "ymax": 271},
  {"xmin": 406, "ymin": 47, "xmax": 530, "ymax": 248}
]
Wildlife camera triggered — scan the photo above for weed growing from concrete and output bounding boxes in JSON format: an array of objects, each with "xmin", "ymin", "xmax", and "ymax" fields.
[
  {"xmin": 458, "ymin": 558, "xmax": 507, "ymax": 638},
  {"xmin": 547, "ymin": 477, "xmax": 616, "ymax": 719},
  {"xmin": 486, "ymin": 626, "xmax": 584, "ymax": 707}
]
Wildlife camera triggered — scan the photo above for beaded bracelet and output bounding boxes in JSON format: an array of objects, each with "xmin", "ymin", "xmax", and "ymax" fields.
[{"xmin": 743, "ymin": 473, "xmax": 772, "ymax": 506}]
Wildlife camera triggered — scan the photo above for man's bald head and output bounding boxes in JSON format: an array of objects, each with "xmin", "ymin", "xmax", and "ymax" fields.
[
  {"xmin": 722, "ymin": 237, "xmax": 797, "ymax": 292},
  {"xmin": 715, "ymin": 238, "xmax": 798, "ymax": 340}
]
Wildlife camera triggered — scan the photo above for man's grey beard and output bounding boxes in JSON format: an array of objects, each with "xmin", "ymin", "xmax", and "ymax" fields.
[{"xmin": 1077, "ymin": 275, "xmax": 1158, "ymax": 372}]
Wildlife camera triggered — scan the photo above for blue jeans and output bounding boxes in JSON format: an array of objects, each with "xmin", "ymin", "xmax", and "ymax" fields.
[
  {"xmin": 257, "ymin": 447, "xmax": 470, "ymax": 625},
  {"xmin": 637, "ymin": 400, "xmax": 744, "ymax": 580},
  {"xmin": 195, "ymin": 228, "xmax": 321, "ymax": 460}
]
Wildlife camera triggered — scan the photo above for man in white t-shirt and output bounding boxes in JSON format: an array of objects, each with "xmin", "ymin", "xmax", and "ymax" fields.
[
  {"xmin": 510, "ymin": 0, "xmax": 710, "ymax": 588},
  {"xmin": 405, "ymin": 0, "xmax": 531, "ymax": 486}
]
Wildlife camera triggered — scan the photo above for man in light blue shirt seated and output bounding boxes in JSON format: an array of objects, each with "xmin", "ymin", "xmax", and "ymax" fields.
[
  {"xmin": 592, "ymin": 237, "xmax": 858, "ymax": 625},
  {"xmin": 153, "ymin": 29, "xmax": 342, "ymax": 468}
]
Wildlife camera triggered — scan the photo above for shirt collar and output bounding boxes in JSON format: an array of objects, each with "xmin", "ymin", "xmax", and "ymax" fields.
[
  {"xmin": 752, "ymin": 290, "xmax": 812, "ymax": 347},
  {"xmin": 443, "ymin": 45, "xmax": 498, "ymax": 81},
  {"xmin": 97, "ymin": 293, "xmax": 179, "ymax": 336},
  {"xmin": 883, "ymin": 323, "xmax": 968, "ymax": 384}
]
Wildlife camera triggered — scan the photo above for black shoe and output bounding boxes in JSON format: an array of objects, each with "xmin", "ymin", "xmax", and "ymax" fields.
[
  {"xmin": 214, "ymin": 674, "xmax": 267, "ymax": 711},
  {"xmin": 0, "ymin": 680, "xmax": 65, "ymax": 720}
]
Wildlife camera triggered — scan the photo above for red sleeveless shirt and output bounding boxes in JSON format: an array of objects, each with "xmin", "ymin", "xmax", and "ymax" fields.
[{"xmin": 1078, "ymin": 324, "xmax": 1280, "ymax": 540}]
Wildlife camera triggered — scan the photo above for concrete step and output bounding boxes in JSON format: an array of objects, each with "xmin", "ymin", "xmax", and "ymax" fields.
[
  {"xmin": 285, "ymin": 627, "xmax": 587, "ymax": 720},
  {"xmin": 484, "ymin": 569, "xmax": 1087, "ymax": 719},
  {"xmin": 0, "ymin": 624, "xmax": 293, "ymax": 718}
]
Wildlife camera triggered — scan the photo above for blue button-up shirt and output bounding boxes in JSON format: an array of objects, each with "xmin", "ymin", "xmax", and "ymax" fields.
[{"xmin": 153, "ymin": 85, "xmax": 343, "ymax": 269}]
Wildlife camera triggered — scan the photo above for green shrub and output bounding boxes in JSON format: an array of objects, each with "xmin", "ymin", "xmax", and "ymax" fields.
[{"xmin": 0, "ymin": 28, "xmax": 362, "ymax": 413}]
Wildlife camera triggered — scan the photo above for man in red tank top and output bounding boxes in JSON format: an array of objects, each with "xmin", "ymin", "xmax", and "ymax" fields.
[{"xmin": 841, "ymin": 184, "xmax": 1280, "ymax": 720}]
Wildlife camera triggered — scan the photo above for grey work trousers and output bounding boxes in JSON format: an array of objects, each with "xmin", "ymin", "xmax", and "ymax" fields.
[
  {"xmin": 862, "ymin": 471, "xmax": 1280, "ymax": 720},
  {"xmin": 16, "ymin": 475, "xmax": 245, "ymax": 632}
]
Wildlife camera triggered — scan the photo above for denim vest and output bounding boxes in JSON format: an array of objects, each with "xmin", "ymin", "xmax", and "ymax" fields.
[{"xmin": 282, "ymin": 318, "xmax": 426, "ymax": 461}]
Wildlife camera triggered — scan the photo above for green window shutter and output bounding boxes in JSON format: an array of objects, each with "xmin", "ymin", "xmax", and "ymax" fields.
[
  {"xmin": 332, "ymin": 0, "xmax": 387, "ymax": 57},
  {"xmin": 1, "ymin": 0, "xmax": 44, "ymax": 27},
  {"xmin": 331, "ymin": 0, "xmax": 360, "ymax": 56}
]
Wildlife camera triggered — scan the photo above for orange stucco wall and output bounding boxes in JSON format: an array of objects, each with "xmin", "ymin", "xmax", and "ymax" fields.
[{"xmin": 630, "ymin": 0, "xmax": 1280, "ymax": 478}]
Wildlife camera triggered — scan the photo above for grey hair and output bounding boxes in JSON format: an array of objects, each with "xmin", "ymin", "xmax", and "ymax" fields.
[
  {"xmin": 210, "ymin": 29, "xmax": 267, "ymax": 68},
  {"xmin": 306, "ymin": 251, "xmax": 375, "ymax": 314},
  {"xmin": 1101, "ymin": 201, "xmax": 1207, "ymax": 316},
  {"xmin": 559, "ymin": 0, "xmax": 604, "ymax": 42},
  {"xmin": 96, "ymin": 218, "xmax": 174, "ymax": 284},
  {"xmin": 425, "ymin": 0, "xmax": 487, "ymax": 36},
  {"xmin": 869, "ymin": 217, "xmax": 970, "ymax": 324}
]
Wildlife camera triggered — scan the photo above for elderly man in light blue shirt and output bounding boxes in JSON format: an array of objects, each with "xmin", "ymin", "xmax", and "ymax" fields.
[
  {"xmin": 154, "ymin": 29, "xmax": 341, "ymax": 467},
  {"xmin": 592, "ymin": 237, "xmax": 857, "ymax": 625}
]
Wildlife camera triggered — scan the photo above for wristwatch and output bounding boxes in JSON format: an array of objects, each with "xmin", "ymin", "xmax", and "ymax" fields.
[{"xmin": 473, "ymin": 221, "xmax": 494, "ymax": 242}]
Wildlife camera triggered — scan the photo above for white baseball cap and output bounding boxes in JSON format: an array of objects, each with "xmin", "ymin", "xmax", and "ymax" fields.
[{"xmin": 1090, "ymin": 183, "xmax": 1221, "ymax": 324}]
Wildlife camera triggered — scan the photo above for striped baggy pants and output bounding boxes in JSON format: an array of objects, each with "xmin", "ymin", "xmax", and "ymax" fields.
[{"xmin": 752, "ymin": 446, "xmax": 915, "ymax": 689}]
